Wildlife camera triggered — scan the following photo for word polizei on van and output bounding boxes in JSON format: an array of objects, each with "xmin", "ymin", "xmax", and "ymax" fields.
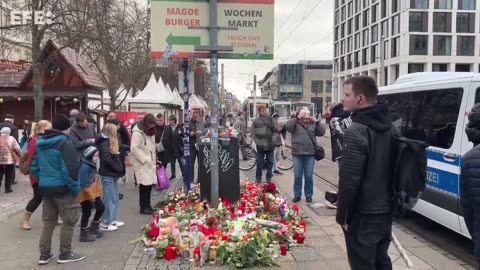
[{"xmin": 378, "ymin": 72, "xmax": 480, "ymax": 238}]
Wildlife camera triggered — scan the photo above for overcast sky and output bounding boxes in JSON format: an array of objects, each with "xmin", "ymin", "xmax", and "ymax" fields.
[{"xmin": 220, "ymin": 0, "xmax": 334, "ymax": 101}]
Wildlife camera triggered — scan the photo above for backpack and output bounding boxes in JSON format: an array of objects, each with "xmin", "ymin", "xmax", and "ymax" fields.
[{"xmin": 391, "ymin": 135, "xmax": 428, "ymax": 215}]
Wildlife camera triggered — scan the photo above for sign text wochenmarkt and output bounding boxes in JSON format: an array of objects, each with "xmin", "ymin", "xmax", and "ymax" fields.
[{"xmin": 150, "ymin": 0, "xmax": 274, "ymax": 60}]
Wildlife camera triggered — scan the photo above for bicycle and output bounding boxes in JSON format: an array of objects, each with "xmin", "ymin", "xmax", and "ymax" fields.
[
  {"xmin": 239, "ymin": 138, "xmax": 257, "ymax": 171},
  {"xmin": 276, "ymin": 149, "xmax": 293, "ymax": 170}
]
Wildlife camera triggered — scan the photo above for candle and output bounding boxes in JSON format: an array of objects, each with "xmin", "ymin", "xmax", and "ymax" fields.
[
  {"xmin": 280, "ymin": 243, "xmax": 287, "ymax": 256},
  {"xmin": 194, "ymin": 246, "xmax": 201, "ymax": 267},
  {"xmin": 296, "ymin": 234, "xmax": 305, "ymax": 244},
  {"xmin": 300, "ymin": 220, "xmax": 306, "ymax": 233},
  {"xmin": 209, "ymin": 245, "xmax": 218, "ymax": 264},
  {"xmin": 165, "ymin": 245, "xmax": 176, "ymax": 260}
]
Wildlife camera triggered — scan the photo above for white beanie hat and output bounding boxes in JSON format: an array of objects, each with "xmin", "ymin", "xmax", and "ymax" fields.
[{"xmin": 0, "ymin": 127, "xmax": 11, "ymax": 135}]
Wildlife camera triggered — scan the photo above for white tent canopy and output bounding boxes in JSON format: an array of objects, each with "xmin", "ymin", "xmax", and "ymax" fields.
[
  {"xmin": 189, "ymin": 94, "xmax": 205, "ymax": 108},
  {"xmin": 130, "ymin": 74, "xmax": 175, "ymax": 105},
  {"xmin": 173, "ymin": 87, "xmax": 184, "ymax": 106},
  {"xmin": 165, "ymin": 83, "xmax": 182, "ymax": 106}
]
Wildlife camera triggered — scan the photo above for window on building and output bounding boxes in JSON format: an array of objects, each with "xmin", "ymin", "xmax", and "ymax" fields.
[
  {"xmin": 311, "ymin": 81, "xmax": 324, "ymax": 94},
  {"xmin": 409, "ymin": 12, "xmax": 428, "ymax": 32},
  {"xmin": 392, "ymin": 0, "xmax": 399, "ymax": 13},
  {"xmin": 433, "ymin": 13, "xmax": 452, "ymax": 32},
  {"xmin": 362, "ymin": 48, "xmax": 369, "ymax": 65},
  {"xmin": 457, "ymin": 36, "xmax": 475, "ymax": 56},
  {"xmin": 363, "ymin": 29, "xmax": 369, "ymax": 46},
  {"xmin": 371, "ymin": 45, "xmax": 378, "ymax": 63},
  {"xmin": 458, "ymin": 0, "xmax": 475, "ymax": 10},
  {"xmin": 379, "ymin": 88, "xmax": 463, "ymax": 149},
  {"xmin": 335, "ymin": 11, "xmax": 340, "ymax": 25},
  {"xmin": 354, "ymin": 51, "xmax": 360, "ymax": 67},
  {"xmin": 355, "ymin": 15, "xmax": 360, "ymax": 31},
  {"xmin": 381, "ymin": 0, "xmax": 387, "ymax": 18},
  {"xmin": 408, "ymin": 63, "xmax": 425, "ymax": 73},
  {"xmin": 372, "ymin": 4, "xmax": 379, "ymax": 23},
  {"xmin": 435, "ymin": 0, "xmax": 452, "ymax": 9},
  {"xmin": 341, "ymin": 23, "xmax": 345, "ymax": 37},
  {"xmin": 372, "ymin": 24, "xmax": 378, "ymax": 42},
  {"xmin": 347, "ymin": 54, "xmax": 353, "ymax": 69},
  {"xmin": 457, "ymin": 13, "xmax": 475, "ymax": 33},
  {"xmin": 411, "ymin": 0, "xmax": 428, "ymax": 9},
  {"xmin": 326, "ymin": 81, "xmax": 333, "ymax": 93},
  {"xmin": 356, "ymin": 0, "xmax": 362, "ymax": 13},
  {"xmin": 432, "ymin": 64, "xmax": 448, "ymax": 71},
  {"xmin": 456, "ymin": 64, "xmax": 471, "ymax": 72},
  {"xmin": 391, "ymin": 37, "xmax": 399, "ymax": 57},
  {"xmin": 410, "ymin": 35, "xmax": 428, "ymax": 55},
  {"xmin": 384, "ymin": 40, "xmax": 389, "ymax": 59},
  {"xmin": 348, "ymin": 37, "xmax": 352, "ymax": 52},
  {"xmin": 348, "ymin": 2, "xmax": 353, "ymax": 17},
  {"xmin": 392, "ymin": 15, "xmax": 400, "ymax": 35},
  {"xmin": 342, "ymin": 6, "xmax": 346, "ymax": 21},
  {"xmin": 363, "ymin": 9, "xmax": 369, "ymax": 27},
  {"xmin": 433, "ymin": 36, "xmax": 451, "ymax": 55},
  {"xmin": 355, "ymin": 33, "xmax": 360, "ymax": 49},
  {"xmin": 381, "ymin": 20, "xmax": 389, "ymax": 37}
]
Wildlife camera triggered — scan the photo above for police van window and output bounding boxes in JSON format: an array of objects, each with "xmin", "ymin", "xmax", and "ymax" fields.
[
  {"xmin": 379, "ymin": 88, "xmax": 463, "ymax": 149},
  {"xmin": 475, "ymin": 88, "xmax": 480, "ymax": 103}
]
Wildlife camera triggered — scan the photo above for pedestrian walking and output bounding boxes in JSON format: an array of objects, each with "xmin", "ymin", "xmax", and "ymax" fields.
[
  {"xmin": 284, "ymin": 108, "xmax": 325, "ymax": 203},
  {"xmin": 461, "ymin": 103, "xmax": 480, "ymax": 269},
  {"xmin": 96, "ymin": 124, "xmax": 125, "ymax": 231},
  {"xmin": 20, "ymin": 120, "xmax": 52, "ymax": 230},
  {"xmin": 251, "ymin": 106, "xmax": 276, "ymax": 183},
  {"xmin": 0, "ymin": 114, "xmax": 19, "ymax": 142},
  {"xmin": 168, "ymin": 115, "xmax": 184, "ymax": 181},
  {"xmin": 0, "ymin": 127, "xmax": 22, "ymax": 193},
  {"xmin": 31, "ymin": 114, "xmax": 84, "ymax": 265},
  {"xmin": 336, "ymin": 76, "xmax": 398, "ymax": 270},
  {"xmin": 155, "ymin": 113, "xmax": 172, "ymax": 168},
  {"xmin": 131, "ymin": 114, "xmax": 157, "ymax": 215},
  {"xmin": 78, "ymin": 146, "xmax": 105, "ymax": 242},
  {"xmin": 69, "ymin": 113, "xmax": 96, "ymax": 160},
  {"xmin": 233, "ymin": 112, "xmax": 246, "ymax": 144}
]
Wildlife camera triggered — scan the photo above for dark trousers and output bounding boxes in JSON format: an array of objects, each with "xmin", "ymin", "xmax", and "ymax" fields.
[
  {"xmin": 26, "ymin": 183, "xmax": 43, "ymax": 213},
  {"xmin": 190, "ymin": 147, "xmax": 198, "ymax": 181},
  {"xmin": 344, "ymin": 214, "xmax": 393, "ymax": 270},
  {"xmin": 255, "ymin": 150, "xmax": 274, "ymax": 182},
  {"xmin": 80, "ymin": 198, "xmax": 105, "ymax": 228},
  {"xmin": 0, "ymin": 164, "xmax": 14, "ymax": 191},
  {"xmin": 139, "ymin": 184, "xmax": 153, "ymax": 210},
  {"xmin": 170, "ymin": 156, "xmax": 184, "ymax": 178}
]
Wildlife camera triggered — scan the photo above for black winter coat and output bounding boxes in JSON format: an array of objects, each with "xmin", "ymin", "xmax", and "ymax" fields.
[
  {"xmin": 461, "ymin": 142, "xmax": 480, "ymax": 241},
  {"xmin": 336, "ymin": 103, "xmax": 399, "ymax": 225},
  {"xmin": 95, "ymin": 135, "xmax": 125, "ymax": 178},
  {"xmin": 169, "ymin": 124, "xmax": 184, "ymax": 158}
]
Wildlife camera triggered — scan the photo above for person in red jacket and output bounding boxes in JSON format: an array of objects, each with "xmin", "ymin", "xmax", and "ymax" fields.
[{"xmin": 20, "ymin": 120, "xmax": 52, "ymax": 230}]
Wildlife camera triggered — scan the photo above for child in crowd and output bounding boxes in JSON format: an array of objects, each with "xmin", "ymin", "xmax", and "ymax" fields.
[{"xmin": 78, "ymin": 146, "xmax": 105, "ymax": 242}]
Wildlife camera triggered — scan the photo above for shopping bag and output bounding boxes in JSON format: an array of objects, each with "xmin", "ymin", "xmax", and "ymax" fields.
[{"xmin": 155, "ymin": 163, "xmax": 170, "ymax": 191}]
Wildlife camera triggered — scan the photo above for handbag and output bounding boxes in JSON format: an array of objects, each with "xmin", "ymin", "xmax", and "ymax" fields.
[
  {"xmin": 155, "ymin": 163, "xmax": 170, "ymax": 191},
  {"xmin": 300, "ymin": 124, "xmax": 325, "ymax": 161}
]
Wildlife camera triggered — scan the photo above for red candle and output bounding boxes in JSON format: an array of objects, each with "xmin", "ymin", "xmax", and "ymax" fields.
[
  {"xmin": 165, "ymin": 245, "xmax": 175, "ymax": 260},
  {"xmin": 296, "ymin": 234, "xmax": 305, "ymax": 244},
  {"xmin": 194, "ymin": 246, "xmax": 201, "ymax": 266},
  {"xmin": 280, "ymin": 244, "xmax": 287, "ymax": 256},
  {"xmin": 299, "ymin": 220, "xmax": 306, "ymax": 233}
]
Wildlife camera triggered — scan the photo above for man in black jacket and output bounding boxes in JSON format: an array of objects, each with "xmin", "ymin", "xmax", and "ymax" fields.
[
  {"xmin": 336, "ymin": 76, "xmax": 397, "ymax": 270},
  {"xmin": 461, "ymin": 103, "xmax": 480, "ymax": 267},
  {"xmin": 155, "ymin": 113, "xmax": 172, "ymax": 166},
  {"xmin": 0, "ymin": 114, "xmax": 19, "ymax": 142},
  {"xmin": 168, "ymin": 115, "xmax": 184, "ymax": 181}
]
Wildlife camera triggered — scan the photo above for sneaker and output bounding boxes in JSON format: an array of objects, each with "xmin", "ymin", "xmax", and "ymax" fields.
[
  {"xmin": 111, "ymin": 221, "xmax": 124, "ymax": 227},
  {"xmin": 292, "ymin": 197, "xmax": 301, "ymax": 203},
  {"xmin": 100, "ymin": 223, "xmax": 118, "ymax": 231},
  {"xmin": 306, "ymin": 197, "xmax": 313, "ymax": 203},
  {"xmin": 57, "ymin": 252, "xmax": 85, "ymax": 264},
  {"xmin": 5, "ymin": 189, "xmax": 13, "ymax": 193},
  {"xmin": 38, "ymin": 253, "xmax": 55, "ymax": 265}
]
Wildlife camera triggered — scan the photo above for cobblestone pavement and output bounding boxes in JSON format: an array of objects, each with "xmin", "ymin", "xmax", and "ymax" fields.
[{"xmin": 0, "ymin": 170, "xmax": 33, "ymax": 223}]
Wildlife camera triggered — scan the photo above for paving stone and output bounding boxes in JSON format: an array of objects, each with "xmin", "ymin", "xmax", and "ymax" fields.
[
  {"xmin": 324, "ymin": 258, "xmax": 351, "ymax": 270},
  {"xmin": 317, "ymin": 244, "xmax": 347, "ymax": 260},
  {"xmin": 291, "ymin": 246, "xmax": 321, "ymax": 262},
  {"xmin": 308, "ymin": 235, "xmax": 342, "ymax": 250},
  {"xmin": 306, "ymin": 228, "xmax": 328, "ymax": 238},
  {"xmin": 297, "ymin": 260, "xmax": 330, "ymax": 270},
  {"xmin": 321, "ymin": 226, "xmax": 344, "ymax": 237},
  {"xmin": 408, "ymin": 247, "xmax": 463, "ymax": 270}
]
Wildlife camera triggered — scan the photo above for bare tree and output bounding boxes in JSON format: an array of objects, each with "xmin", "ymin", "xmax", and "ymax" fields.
[{"xmin": 0, "ymin": 0, "xmax": 96, "ymax": 120}]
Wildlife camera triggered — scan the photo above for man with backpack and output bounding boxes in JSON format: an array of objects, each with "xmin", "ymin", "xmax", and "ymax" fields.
[{"xmin": 336, "ymin": 76, "xmax": 399, "ymax": 269}]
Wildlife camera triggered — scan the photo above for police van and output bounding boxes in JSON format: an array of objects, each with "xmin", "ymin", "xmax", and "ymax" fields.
[{"xmin": 378, "ymin": 72, "xmax": 480, "ymax": 238}]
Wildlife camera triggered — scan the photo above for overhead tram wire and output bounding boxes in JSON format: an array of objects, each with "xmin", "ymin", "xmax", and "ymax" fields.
[
  {"xmin": 275, "ymin": 0, "xmax": 304, "ymax": 34},
  {"xmin": 253, "ymin": 0, "xmax": 328, "ymax": 75}
]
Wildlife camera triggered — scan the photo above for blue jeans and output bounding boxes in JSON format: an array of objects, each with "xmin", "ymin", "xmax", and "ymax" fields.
[
  {"xmin": 170, "ymin": 156, "xmax": 185, "ymax": 178},
  {"xmin": 293, "ymin": 155, "xmax": 315, "ymax": 199},
  {"xmin": 100, "ymin": 176, "xmax": 119, "ymax": 224},
  {"xmin": 256, "ymin": 150, "xmax": 274, "ymax": 182}
]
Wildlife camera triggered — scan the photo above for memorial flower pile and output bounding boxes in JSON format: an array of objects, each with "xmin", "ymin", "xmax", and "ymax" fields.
[{"xmin": 138, "ymin": 181, "xmax": 308, "ymax": 268}]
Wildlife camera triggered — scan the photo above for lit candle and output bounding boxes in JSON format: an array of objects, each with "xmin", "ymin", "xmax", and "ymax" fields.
[
  {"xmin": 296, "ymin": 234, "xmax": 305, "ymax": 244},
  {"xmin": 280, "ymin": 243, "xmax": 287, "ymax": 256}
]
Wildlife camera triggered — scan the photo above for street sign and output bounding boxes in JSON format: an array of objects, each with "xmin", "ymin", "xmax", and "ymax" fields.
[
  {"xmin": 226, "ymin": 92, "xmax": 232, "ymax": 103},
  {"xmin": 150, "ymin": 0, "xmax": 274, "ymax": 60}
]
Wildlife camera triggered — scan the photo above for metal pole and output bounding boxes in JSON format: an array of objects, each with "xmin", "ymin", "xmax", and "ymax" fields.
[
  {"xmin": 182, "ymin": 59, "xmax": 192, "ymax": 191},
  {"xmin": 253, "ymin": 75, "xmax": 257, "ymax": 118},
  {"xmin": 379, "ymin": 35, "xmax": 385, "ymax": 87},
  {"xmin": 209, "ymin": 0, "xmax": 220, "ymax": 208}
]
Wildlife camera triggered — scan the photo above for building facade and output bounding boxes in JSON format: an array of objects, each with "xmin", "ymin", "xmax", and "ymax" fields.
[
  {"xmin": 333, "ymin": 0, "xmax": 479, "ymax": 101},
  {"xmin": 0, "ymin": 0, "xmax": 32, "ymax": 61},
  {"xmin": 259, "ymin": 60, "xmax": 333, "ymax": 114}
]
